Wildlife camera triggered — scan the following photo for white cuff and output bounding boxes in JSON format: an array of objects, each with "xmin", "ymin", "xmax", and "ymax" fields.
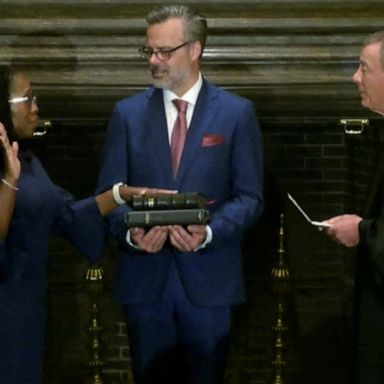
[
  {"xmin": 126, "ymin": 229, "xmax": 140, "ymax": 249},
  {"xmin": 193, "ymin": 225, "xmax": 213, "ymax": 252},
  {"xmin": 112, "ymin": 182, "xmax": 125, "ymax": 205}
]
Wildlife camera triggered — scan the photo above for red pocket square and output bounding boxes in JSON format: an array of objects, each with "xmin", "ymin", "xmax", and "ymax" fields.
[{"xmin": 201, "ymin": 134, "xmax": 225, "ymax": 147}]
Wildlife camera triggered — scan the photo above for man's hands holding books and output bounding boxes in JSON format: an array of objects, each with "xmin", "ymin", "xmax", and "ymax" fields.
[
  {"xmin": 130, "ymin": 226, "xmax": 169, "ymax": 253},
  {"xmin": 168, "ymin": 225, "xmax": 207, "ymax": 252},
  {"xmin": 130, "ymin": 225, "xmax": 207, "ymax": 253}
]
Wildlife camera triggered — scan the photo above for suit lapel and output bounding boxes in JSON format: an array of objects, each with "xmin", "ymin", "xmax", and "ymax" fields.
[
  {"xmin": 176, "ymin": 81, "xmax": 218, "ymax": 183},
  {"xmin": 145, "ymin": 89, "xmax": 175, "ymax": 181}
]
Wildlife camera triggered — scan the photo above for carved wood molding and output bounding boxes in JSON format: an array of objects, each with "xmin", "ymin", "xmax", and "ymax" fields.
[{"xmin": 0, "ymin": 0, "xmax": 382, "ymax": 122}]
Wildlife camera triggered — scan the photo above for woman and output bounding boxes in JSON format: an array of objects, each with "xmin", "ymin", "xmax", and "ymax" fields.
[{"xmin": 0, "ymin": 65, "xmax": 171, "ymax": 384}]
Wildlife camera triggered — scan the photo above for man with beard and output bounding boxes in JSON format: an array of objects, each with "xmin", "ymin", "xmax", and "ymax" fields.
[
  {"xmin": 325, "ymin": 31, "xmax": 384, "ymax": 383},
  {"xmin": 96, "ymin": 4, "xmax": 263, "ymax": 384}
]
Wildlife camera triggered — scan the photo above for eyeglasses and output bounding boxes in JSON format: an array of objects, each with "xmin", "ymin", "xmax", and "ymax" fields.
[
  {"xmin": 8, "ymin": 95, "xmax": 38, "ymax": 107},
  {"xmin": 139, "ymin": 41, "xmax": 193, "ymax": 61}
]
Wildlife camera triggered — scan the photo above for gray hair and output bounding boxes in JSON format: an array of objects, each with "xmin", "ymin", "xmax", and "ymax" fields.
[
  {"xmin": 363, "ymin": 31, "xmax": 384, "ymax": 69},
  {"xmin": 146, "ymin": 4, "xmax": 208, "ymax": 54}
]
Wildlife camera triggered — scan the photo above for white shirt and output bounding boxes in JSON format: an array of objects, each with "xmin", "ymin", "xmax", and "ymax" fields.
[{"xmin": 163, "ymin": 72, "xmax": 203, "ymax": 143}]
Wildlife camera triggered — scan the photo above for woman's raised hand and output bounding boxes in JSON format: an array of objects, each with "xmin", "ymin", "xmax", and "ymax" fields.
[{"xmin": 0, "ymin": 123, "xmax": 20, "ymax": 184}]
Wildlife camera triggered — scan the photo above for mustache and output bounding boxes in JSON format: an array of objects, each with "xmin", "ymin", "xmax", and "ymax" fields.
[{"xmin": 150, "ymin": 65, "xmax": 168, "ymax": 73}]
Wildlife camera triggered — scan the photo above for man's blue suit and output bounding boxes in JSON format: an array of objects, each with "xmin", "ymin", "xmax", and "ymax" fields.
[{"xmin": 96, "ymin": 79, "xmax": 263, "ymax": 383}]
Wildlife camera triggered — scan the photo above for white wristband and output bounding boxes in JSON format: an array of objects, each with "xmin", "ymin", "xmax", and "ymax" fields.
[{"xmin": 112, "ymin": 182, "xmax": 125, "ymax": 205}]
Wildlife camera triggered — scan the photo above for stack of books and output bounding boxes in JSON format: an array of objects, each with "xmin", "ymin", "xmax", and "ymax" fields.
[{"xmin": 124, "ymin": 192, "xmax": 211, "ymax": 228}]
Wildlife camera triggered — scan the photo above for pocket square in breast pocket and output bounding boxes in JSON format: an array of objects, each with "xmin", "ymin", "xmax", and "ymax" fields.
[{"xmin": 201, "ymin": 134, "xmax": 225, "ymax": 147}]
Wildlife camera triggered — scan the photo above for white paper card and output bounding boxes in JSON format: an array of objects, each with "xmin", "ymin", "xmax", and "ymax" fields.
[{"xmin": 287, "ymin": 193, "xmax": 332, "ymax": 228}]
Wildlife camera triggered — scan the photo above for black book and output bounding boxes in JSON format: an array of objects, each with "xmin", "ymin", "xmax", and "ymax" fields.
[
  {"xmin": 131, "ymin": 192, "xmax": 205, "ymax": 211},
  {"xmin": 124, "ymin": 209, "xmax": 210, "ymax": 228}
]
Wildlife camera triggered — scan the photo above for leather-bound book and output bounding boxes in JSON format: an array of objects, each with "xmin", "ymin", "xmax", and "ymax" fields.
[
  {"xmin": 124, "ymin": 209, "xmax": 210, "ymax": 228},
  {"xmin": 132, "ymin": 192, "xmax": 205, "ymax": 211}
]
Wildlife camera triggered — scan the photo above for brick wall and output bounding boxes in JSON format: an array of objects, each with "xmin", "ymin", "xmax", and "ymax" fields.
[{"xmin": 36, "ymin": 115, "xmax": 380, "ymax": 384}]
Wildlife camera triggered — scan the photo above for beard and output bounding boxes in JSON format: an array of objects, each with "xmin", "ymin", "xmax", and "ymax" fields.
[
  {"xmin": 150, "ymin": 65, "xmax": 191, "ymax": 92},
  {"xmin": 153, "ymin": 77, "xmax": 172, "ymax": 90}
]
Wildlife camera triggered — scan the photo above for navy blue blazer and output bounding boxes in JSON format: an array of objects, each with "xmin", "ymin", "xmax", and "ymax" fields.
[{"xmin": 96, "ymin": 80, "xmax": 263, "ymax": 306}]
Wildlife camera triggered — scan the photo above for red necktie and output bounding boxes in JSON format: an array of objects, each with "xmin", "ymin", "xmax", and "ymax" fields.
[{"xmin": 171, "ymin": 99, "xmax": 188, "ymax": 176}]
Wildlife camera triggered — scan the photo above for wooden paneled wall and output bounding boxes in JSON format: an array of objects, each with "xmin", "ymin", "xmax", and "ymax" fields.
[{"xmin": 1, "ymin": 0, "xmax": 383, "ymax": 125}]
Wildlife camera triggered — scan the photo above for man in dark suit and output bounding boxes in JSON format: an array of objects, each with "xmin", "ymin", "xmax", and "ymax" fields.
[
  {"xmin": 325, "ymin": 31, "xmax": 384, "ymax": 383},
  {"xmin": 96, "ymin": 4, "xmax": 263, "ymax": 384}
]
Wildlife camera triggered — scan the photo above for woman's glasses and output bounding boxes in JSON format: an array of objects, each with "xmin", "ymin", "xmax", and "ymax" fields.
[{"xmin": 8, "ymin": 95, "xmax": 38, "ymax": 107}]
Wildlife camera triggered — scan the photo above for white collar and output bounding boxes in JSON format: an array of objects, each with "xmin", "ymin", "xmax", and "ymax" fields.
[{"xmin": 163, "ymin": 72, "xmax": 203, "ymax": 107}]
